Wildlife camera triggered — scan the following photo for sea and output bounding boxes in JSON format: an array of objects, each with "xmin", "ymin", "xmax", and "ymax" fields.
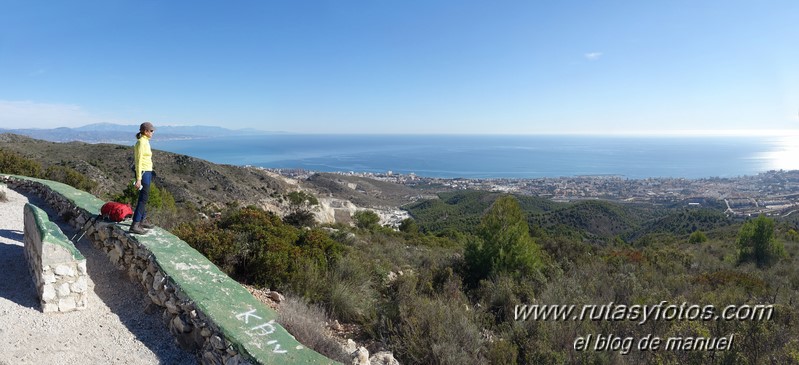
[{"xmin": 152, "ymin": 134, "xmax": 799, "ymax": 180}]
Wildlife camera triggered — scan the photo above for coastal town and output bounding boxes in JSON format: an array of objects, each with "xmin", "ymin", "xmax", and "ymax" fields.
[{"xmin": 270, "ymin": 168, "xmax": 799, "ymax": 219}]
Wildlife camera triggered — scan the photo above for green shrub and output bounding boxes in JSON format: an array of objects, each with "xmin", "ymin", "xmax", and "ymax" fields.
[
  {"xmin": 283, "ymin": 210, "xmax": 317, "ymax": 227},
  {"xmin": 174, "ymin": 206, "xmax": 344, "ymax": 293},
  {"xmin": 689, "ymin": 230, "xmax": 708, "ymax": 244},
  {"xmin": 465, "ymin": 195, "xmax": 544, "ymax": 284},
  {"xmin": 353, "ymin": 210, "xmax": 380, "ymax": 229},
  {"xmin": 788, "ymin": 229, "xmax": 799, "ymax": 242},
  {"xmin": 486, "ymin": 338, "xmax": 518, "ymax": 365},
  {"xmin": 0, "ymin": 150, "xmax": 98, "ymax": 194},
  {"xmin": 380, "ymin": 275, "xmax": 486, "ymax": 365},
  {"xmin": 286, "ymin": 190, "xmax": 319, "ymax": 209},
  {"xmin": 474, "ymin": 275, "xmax": 535, "ymax": 323},
  {"xmin": 324, "ymin": 255, "xmax": 376, "ymax": 325},
  {"xmin": 119, "ymin": 181, "xmax": 177, "ymax": 214},
  {"xmin": 173, "ymin": 221, "xmax": 243, "ymax": 273},
  {"xmin": 398, "ymin": 218, "xmax": 419, "ymax": 234},
  {"xmin": 112, "ymin": 181, "xmax": 177, "ymax": 227},
  {"xmin": 44, "ymin": 165, "xmax": 97, "ymax": 193},
  {"xmin": 737, "ymin": 215, "xmax": 786, "ymax": 267},
  {"xmin": 0, "ymin": 149, "xmax": 42, "ymax": 177},
  {"xmin": 284, "ymin": 191, "xmax": 319, "ymax": 227}
]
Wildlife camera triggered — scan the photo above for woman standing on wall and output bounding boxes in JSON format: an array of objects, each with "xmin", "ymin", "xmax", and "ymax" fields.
[{"xmin": 130, "ymin": 122, "xmax": 156, "ymax": 234}]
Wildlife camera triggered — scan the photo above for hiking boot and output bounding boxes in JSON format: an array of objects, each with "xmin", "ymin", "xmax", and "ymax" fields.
[
  {"xmin": 129, "ymin": 222, "xmax": 147, "ymax": 235},
  {"xmin": 141, "ymin": 219, "xmax": 155, "ymax": 229}
]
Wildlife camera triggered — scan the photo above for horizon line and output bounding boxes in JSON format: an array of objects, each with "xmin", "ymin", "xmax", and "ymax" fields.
[{"xmin": 3, "ymin": 124, "xmax": 798, "ymax": 137}]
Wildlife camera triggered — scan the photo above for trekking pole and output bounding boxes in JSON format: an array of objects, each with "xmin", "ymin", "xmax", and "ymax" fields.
[{"xmin": 71, "ymin": 214, "xmax": 100, "ymax": 242}]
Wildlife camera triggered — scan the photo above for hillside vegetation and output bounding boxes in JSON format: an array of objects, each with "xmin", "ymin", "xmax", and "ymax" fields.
[
  {"xmin": 0, "ymin": 133, "xmax": 293, "ymax": 209},
  {"xmin": 404, "ymin": 190, "xmax": 562, "ymax": 235},
  {"xmin": 3, "ymin": 134, "xmax": 799, "ymax": 364},
  {"xmin": 0, "ymin": 134, "xmax": 416, "ymax": 223}
]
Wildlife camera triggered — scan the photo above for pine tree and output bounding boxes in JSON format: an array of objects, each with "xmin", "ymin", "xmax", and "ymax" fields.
[
  {"xmin": 466, "ymin": 195, "xmax": 543, "ymax": 282},
  {"xmin": 737, "ymin": 215, "xmax": 785, "ymax": 267}
]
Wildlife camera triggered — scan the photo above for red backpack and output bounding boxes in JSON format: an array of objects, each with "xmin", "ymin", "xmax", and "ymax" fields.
[
  {"xmin": 101, "ymin": 201, "xmax": 134, "ymax": 222},
  {"xmin": 71, "ymin": 202, "xmax": 135, "ymax": 242}
]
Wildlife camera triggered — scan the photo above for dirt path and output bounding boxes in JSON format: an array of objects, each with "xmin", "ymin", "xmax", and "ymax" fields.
[{"xmin": 0, "ymin": 187, "xmax": 197, "ymax": 365}]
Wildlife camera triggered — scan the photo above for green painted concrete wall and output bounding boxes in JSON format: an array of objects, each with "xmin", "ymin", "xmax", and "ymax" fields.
[{"xmin": 9, "ymin": 175, "xmax": 341, "ymax": 365}]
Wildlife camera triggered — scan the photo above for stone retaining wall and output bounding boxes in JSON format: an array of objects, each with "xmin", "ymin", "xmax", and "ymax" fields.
[
  {"xmin": 23, "ymin": 202, "xmax": 88, "ymax": 313},
  {"xmin": 4, "ymin": 175, "xmax": 339, "ymax": 365}
]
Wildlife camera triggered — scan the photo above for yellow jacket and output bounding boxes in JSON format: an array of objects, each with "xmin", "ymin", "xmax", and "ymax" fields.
[{"xmin": 134, "ymin": 135, "xmax": 153, "ymax": 181}]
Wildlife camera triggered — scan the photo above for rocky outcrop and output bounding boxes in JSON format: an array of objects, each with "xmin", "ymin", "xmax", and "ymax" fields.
[
  {"xmin": 343, "ymin": 341, "xmax": 400, "ymax": 365},
  {"xmin": 315, "ymin": 197, "xmax": 358, "ymax": 225}
]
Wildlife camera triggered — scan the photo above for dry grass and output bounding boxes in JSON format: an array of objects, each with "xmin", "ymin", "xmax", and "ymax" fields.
[{"xmin": 277, "ymin": 294, "xmax": 350, "ymax": 363}]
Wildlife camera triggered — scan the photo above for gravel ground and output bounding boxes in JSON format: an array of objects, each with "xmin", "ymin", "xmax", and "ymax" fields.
[{"xmin": 0, "ymin": 187, "xmax": 197, "ymax": 365}]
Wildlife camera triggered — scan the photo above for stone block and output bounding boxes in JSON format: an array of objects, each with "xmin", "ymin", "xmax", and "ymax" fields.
[
  {"xmin": 54, "ymin": 264, "xmax": 74, "ymax": 276},
  {"xmin": 58, "ymin": 297, "xmax": 77, "ymax": 312},
  {"xmin": 211, "ymin": 335, "xmax": 226, "ymax": 350},
  {"xmin": 266, "ymin": 290, "xmax": 285, "ymax": 303},
  {"xmin": 42, "ymin": 285, "xmax": 57, "ymax": 301},
  {"xmin": 108, "ymin": 249, "xmax": 121, "ymax": 265},
  {"xmin": 76, "ymin": 294, "xmax": 88, "ymax": 309},
  {"xmin": 191, "ymin": 328, "xmax": 206, "ymax": 350},
  {"xmin": 157, "ymin": 291, "xmax": 169, "ymax": 306},
  {"xmin": 43, "ymin": 271, "xmax": 56, "ymax": 284},
  {"xmin": 153, "ymin": 272, "xmax": 164, "ymax": 291},
  {"xmin": 172, "ymin": 314, "xmax": 193, "ymax": 333},
  {"xmin": 203, "ymin": 351, "xmax": 223, "ymax": 365},
  {"xmin": 141, "ymin": 271, "xmax": 152, "ymax": 289},
  {"xmin": 370, "ymin": 351, "xmax": 401, "ymax": 365},
  {"xmin": 352, "ymin": 347, "xmax": 369, "ymax": 365},
  {"xmin": 148, "ymin": 290, "xmax": 164, "ymax": 306},
  {"xmin": 162, "ymin": 308, "xmax": 172, "ymax": 325},
  {"xmin": 165, "ymin": 299, "xmax": 180, "ymax": 315},
  {"xmin": 113, "ymin": 240, "xmax": 124, "ymax": 256},
  {"xmin": 97, "ymin": 228, "xmax": 109, "ymax": 241},
  {"xmin": 175, "ymin": 331, "xmax": 199, "ymax": 351},
  {"xmin": 57, "ymin": 282, "xmax": 71, "ymax": 297},
  {"xmin": 42, "ymin": 303, "xmax": 59, "ymax": 313},
  {"xmin": 71, "ymin": 276, "xmax": 88, "ymax": 293}
]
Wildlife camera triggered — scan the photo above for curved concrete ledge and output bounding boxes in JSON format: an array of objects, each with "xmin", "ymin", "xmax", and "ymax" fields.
[
  {"xmin": 4, "ymin": 175, "xmax": 340, "ymax": 365},
  {"xmin": 23, "ymin": 202, "xmax": 88, "ymax": 313},
  {"xmin": 25, "ymin": 202, "xmax": 85, "ymax": 261}
]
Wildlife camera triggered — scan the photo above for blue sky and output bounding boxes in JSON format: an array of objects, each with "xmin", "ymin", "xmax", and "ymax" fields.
[{"xmin": 1, "ymin": 1, "xmax": 797, "ymax": 134}]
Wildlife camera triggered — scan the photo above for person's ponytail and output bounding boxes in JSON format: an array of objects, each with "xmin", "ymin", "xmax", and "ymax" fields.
[{"xmin": 136, "ymin": 132, "xmax": 142, "ymax": 139}]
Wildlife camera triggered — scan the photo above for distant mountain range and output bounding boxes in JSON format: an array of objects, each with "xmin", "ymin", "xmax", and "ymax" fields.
[{"xmin": 0, "ymin": 123, "xmax": 282, "ymax": 143}]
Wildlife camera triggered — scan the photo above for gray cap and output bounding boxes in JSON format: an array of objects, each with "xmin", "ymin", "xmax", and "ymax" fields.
[{"xmin": 140, "ymin": 122, "xmax": 155, "ymax": 131}]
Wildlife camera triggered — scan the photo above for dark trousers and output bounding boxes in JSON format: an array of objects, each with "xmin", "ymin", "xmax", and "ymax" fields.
[{"xmin": 133, "ymin": 171, "xmax": 152, "ymax": 223}]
